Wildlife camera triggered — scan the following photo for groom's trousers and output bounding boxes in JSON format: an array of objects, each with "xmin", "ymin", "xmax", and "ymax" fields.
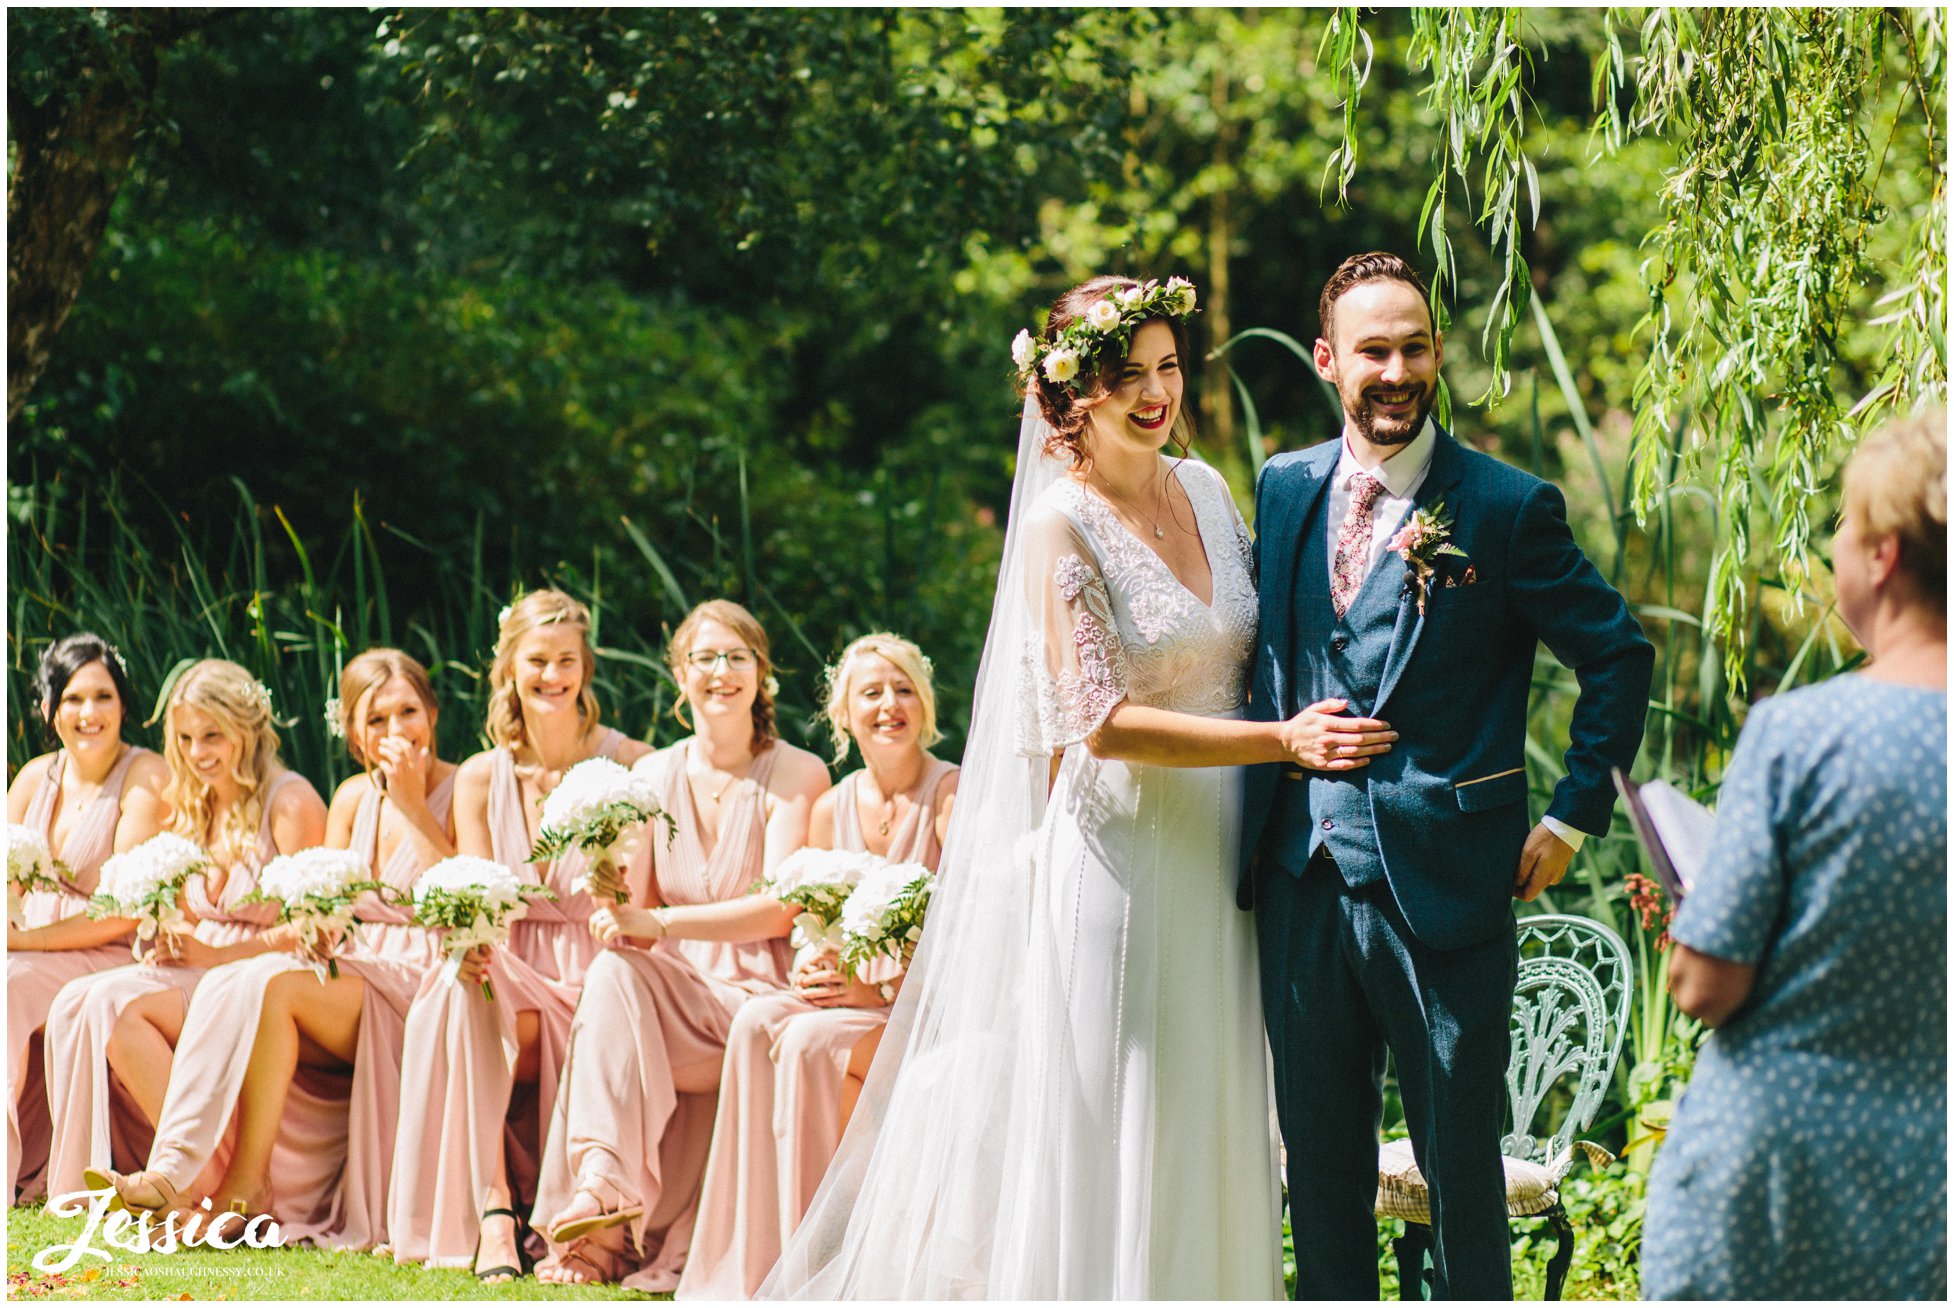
[{"xmin": 1258, "ymin": 847, "xmax": 1519, "ymax": 1300}]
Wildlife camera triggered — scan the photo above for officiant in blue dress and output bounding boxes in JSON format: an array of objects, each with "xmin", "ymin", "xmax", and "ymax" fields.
[{"xmin": 1645, "ymin": 407, "xmax": 1948, "ymax": 1301}]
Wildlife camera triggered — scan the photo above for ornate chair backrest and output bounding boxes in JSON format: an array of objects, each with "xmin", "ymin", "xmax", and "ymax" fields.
[{"xmin": 1502, "ymin": 913, "xmax": 1632, "ymax": 1166}]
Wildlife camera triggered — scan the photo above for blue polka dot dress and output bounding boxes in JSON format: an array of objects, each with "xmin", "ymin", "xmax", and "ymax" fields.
[{"xmin": 1643, "ymin": 676, "xmax": 1947, "ymax": 1300}]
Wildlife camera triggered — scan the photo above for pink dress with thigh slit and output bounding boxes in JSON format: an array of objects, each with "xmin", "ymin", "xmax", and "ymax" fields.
[
  {"xmin": 530, "ymin": 738, "xmax": 797, "ymax": 1293},
  {"xmin": 7, "ymin": 746, "xmax": 151, "ymax": 1202},
  {"xmin": 137, "ymin": 771, "xmax": 454, "ymax": 1248},
  {"xmin": 40, "ymin": 771, "xmax": 302, "ymax": 1200},
  {"xmin": 676, "ymin": 758, "xmax": 956, "ymax": 1300},
  {"xmin": 386, "ymin": 730, "xmax": 647, "ymax": 1268}
]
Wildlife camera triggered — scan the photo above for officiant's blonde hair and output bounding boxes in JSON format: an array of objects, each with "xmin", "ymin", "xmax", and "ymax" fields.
[
  {"xmin": 822, "ymin": 632, "xmax": 943, "ymax": 764},
  {"xmin": 1844, "ymin": 404, "xmax": 1946, "ymax": 611}
]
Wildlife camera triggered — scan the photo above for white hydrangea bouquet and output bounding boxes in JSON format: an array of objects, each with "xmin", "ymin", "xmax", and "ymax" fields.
[
  {"xmin": 530, "ymin": 757, "xmax": 672, "ymax": 905},
  {"xmin": 838, "ymin": 860, "xmax": 935, "ymax": 978},
  {"xmin": 411, "ymin": 854, "xmax": 556, "ymax": 1002},
  {"xmin": 7, "ymin": 824, "xmax": 67, "ymax": 929},
  {"xmin": 87, "ymin": 833, "xmax": 210, "ymax": 961},
  {"xmin": 245, "ymin": 848, "xmax": 382, "ymax": 981},
  {"xmin": 762, "ymin": 848, "xmax": 884, "ymax": 952}
]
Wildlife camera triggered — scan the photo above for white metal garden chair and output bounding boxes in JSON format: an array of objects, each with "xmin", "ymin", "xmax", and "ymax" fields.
[{"xmin": 1376, "ymin": 912, "xmax": 1632, "ymax": 1300}]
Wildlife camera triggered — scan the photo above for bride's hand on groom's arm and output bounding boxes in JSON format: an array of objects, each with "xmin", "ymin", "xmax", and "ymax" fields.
[
  {"xmin": 1278, "ymin": 698, "xmax": 1397, "ymax": 771},
  {"xmin": 1512, "ymin": 823, "xmax": 1575, "ymax": 901}
]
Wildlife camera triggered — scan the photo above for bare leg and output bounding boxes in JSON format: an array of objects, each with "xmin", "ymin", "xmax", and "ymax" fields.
[
  {"xmin": 838, "ymin": 1023, "xmax": 886, "ymax": 1137},
  {"xmin": 104, "ymin": 990, "xmax": 187, "ymax": 1127},
  {"xmin": 208, "ymin": 971, "xmax": 365, "ymax": 1213},
  {"xmin": 474, "ymin": 1008, "xmax": 541, "ymax": 1283}
]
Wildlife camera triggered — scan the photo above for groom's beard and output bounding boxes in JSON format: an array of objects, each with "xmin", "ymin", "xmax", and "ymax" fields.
[{"xmin": 1343, "ymin": 381, "xmax": 1434, "ymax": 447}]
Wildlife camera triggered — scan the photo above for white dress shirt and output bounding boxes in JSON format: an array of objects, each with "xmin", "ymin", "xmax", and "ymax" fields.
[{"xmin": 1324, "ymin": 418, "xmax": 1585, "ymax": 851}]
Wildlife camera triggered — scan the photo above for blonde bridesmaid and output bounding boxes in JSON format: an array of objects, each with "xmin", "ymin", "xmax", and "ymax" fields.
[
  {"xmin": 6, "ymin": 635, "xmax": 169, "ymax": 1203},
  {"xmin": 42, "ymin": 659, "xmax": 327, "ymax": 1198},
  {"xmin": 386, "ymin": 591, "xmax": 650, "ymax": 1278},
  {"xmin": 677, "ymin": 632, "xmax": 958, "ymax": 1300},
  {"xmin": 530, "ymin": 599, "xmax": 830, "ymax": 1290},
  {"xmin": 104, "ymin": 649, "xmax": 456, "ymax": 1249}
]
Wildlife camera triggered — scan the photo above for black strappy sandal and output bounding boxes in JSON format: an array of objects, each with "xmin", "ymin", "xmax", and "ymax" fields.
[{"xmin": 473, "ymin": 1206, "xmax": 529, "ymax": 1283}]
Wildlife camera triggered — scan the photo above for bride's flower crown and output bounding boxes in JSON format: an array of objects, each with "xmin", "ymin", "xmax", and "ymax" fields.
[{"xmin": 1013, "ymin": 277, "xmax": 1199, "ymax": 395}]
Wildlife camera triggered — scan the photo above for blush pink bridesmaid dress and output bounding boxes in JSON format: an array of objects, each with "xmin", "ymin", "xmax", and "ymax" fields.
[
  {"xmin": 529, "ymin": 738, "xmax": 795, "ymax": 1293},
  {"xmin": 386, "ymin": 729, "xmax": 648, "ymax": 1268},
  {"xmin": 7, "ymin": 745, "xmax": 151, "ymax": 1202},
  {"xmin": 40, "ymin": 771, "xmax": 304, "ymax": 1200},
  {"xmin": 675, "ymin": 758, "xmax": 956, "ymax": 1300},
  {"xmin": 134, "ymin": 771, "xmax": 455, "ymax": 1248}
]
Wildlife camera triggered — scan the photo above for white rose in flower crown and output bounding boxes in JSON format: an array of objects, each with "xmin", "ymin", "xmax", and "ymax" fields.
[
  {"xmin": 1165, "ymin": 276, "xmax": 1197, "ymax": 313},
  {"xmin": 1043, "ymin": 348, "xmax": 1080, "ymax": 384},
  {"xmin": 1011, "ymin": 329, "xmax": 1036, "ymax": 370},
  {"xmin": 7, "ymin": 824, "xmax": 62, "ymax": 929},
  {"xmin": 1119, "ymin": 286, "xmax": 1143, "ymax": 307},
  {"xmin": 1085, "ymin": 300, "xmax": 1121, "ymax": 332}
]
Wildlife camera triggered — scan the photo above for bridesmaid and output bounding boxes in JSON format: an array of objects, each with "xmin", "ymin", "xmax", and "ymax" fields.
[
  {"xmin": 677, "ymin": 632, "xmax": 959, "ymax": 1300},
  {"xmin": 42, "ymin": 658, "xmax": 328, "ymax": 1198},
  {"xmin": 386, "ymin": 590, "xmax": 650, "ymax": 1278},
  {"xmin": 530, "ymin": 599, "xmax": 830, "ymax": 1290},
  {"xmin": 6, "ymin": 634, "xmax": 169, "ymax": 1203},
  {"xmin": 105, "ymin": 648, "xmax": 456, "ymax": 1249}
]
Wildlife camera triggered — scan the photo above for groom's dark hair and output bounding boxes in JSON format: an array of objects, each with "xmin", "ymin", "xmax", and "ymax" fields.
[{"xmin": 1318, "ymin": 252, "xmax": 1431, "ymax": 345}]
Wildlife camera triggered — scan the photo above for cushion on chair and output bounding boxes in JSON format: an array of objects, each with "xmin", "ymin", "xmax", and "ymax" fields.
[{"xmin": 1374, "ymin": 1138, "xmax": 1615, "ymax": 1222}]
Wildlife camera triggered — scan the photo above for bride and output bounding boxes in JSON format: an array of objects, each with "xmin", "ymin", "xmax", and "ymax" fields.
[{"xmin": 763, "ymin": 276, "xmax": 1344, "ymax": 1299}]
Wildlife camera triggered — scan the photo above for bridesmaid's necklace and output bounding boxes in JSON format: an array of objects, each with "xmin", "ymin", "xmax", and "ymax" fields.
[
  {"xmin": 863, "ymin": 764, "xmax": 927, "ymax": 839},
  {"xmin": 693, "ymin": 739, "xmax": 754, "ymax": 803}
]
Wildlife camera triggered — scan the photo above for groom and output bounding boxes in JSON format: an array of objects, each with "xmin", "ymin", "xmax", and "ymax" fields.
[{"xmin": 1241, "ymin": 252, "xmax": 1653, "ymax": 1299}]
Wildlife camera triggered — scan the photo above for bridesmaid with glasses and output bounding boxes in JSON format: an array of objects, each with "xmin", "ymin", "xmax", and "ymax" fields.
[
  {"xmin": 529, "ymin": 599, "xmax": 830, "ymax": 1289},
  {"xmin": 677, "ymin": 632, "xmax": 958, "ymax": 1300},
  {"xmin": 6, "ymin": 635, "xmax": 170, "ymax": 1203}
]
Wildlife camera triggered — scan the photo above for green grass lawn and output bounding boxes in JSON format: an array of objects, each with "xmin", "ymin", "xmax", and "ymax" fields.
[{"xmin": 5, "ymin": 1205, "xmax": 661, "ymax": 1301}]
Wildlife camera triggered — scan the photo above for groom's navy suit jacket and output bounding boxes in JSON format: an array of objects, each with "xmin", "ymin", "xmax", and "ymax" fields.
[{"xmin": 1238, "ymin": 426, "xmax": 1653, "ymax": 950}]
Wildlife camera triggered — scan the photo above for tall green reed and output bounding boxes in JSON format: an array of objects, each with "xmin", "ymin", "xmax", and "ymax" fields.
[{"xmin": 6, "ymin": 476, "xmax": 826, "ymax": 792}]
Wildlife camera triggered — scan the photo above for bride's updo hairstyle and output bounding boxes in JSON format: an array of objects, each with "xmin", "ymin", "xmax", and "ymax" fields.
[
  {"xmin": 1023, "ymin": 274, "xmax": 1198, "ymax": 472},
  {"xmin": 666, "ymin": 598, "xmax": 780, "ymax": 753},
  {"xmin": 485, "ymin": 589, "xmax": 602, "ymax": 753},
  {"xmin": 821, "ymin": 631, "xmax": 944, "ymax": 765}
]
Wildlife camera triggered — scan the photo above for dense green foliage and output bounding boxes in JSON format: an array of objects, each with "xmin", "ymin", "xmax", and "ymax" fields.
[{"xmin": 7, "ymin": 9, "xmax": 1943, "ymax": 1298}]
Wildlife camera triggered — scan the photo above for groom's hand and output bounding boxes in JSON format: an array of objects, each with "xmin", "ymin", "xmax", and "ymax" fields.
[
  {"xmin": 1513, "ymin": 823, "xmax": 1575, "ymax": 901},
  {"xmin": 1279, "ymin": 698, "xmax": 1397, "ymax": 771}
]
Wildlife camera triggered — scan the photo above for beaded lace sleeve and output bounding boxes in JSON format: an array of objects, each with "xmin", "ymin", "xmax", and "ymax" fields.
[{"xmin": 1016, "ymin": 503, "xmax": 1128, "ymax": 757}]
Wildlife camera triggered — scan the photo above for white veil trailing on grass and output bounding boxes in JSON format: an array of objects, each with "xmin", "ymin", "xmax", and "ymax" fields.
[{"xmin": 758, "ymin": 394, "xmax": 1069, "ymax": 1299}]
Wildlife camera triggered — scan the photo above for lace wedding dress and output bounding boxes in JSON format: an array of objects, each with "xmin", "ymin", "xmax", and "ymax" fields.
[{"xmin": 762, "ymin": 400, "xmax": 1282, "ymax": 1300}]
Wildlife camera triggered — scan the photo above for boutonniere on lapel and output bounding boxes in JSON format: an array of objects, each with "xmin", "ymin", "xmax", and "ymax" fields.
[{"xmin": 1386, "ymin": 500, "xmax": 1471, "ymax": 616}]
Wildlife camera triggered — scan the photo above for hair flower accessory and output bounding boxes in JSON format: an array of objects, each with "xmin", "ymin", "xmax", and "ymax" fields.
[
  {"xmin": 1014, "ymin": 277, "xmax": 1199, "ymax": 396},
  {"xmin": 322, "ymin": 696, "xmax": 346, "ymax": 739}
]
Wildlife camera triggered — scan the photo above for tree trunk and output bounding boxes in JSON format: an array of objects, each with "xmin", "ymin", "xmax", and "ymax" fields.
[
  {"xmin": 7, "ymin": 11, "xmax": 211, "ymax": 421},
  {"xmin": 1202, "ymin": 57, "xmax": 1236, "ymax": 453}
]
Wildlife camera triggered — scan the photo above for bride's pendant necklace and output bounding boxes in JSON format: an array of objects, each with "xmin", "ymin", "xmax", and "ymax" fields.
[{"xmin": 1094, "ymin": 468, "xmax": 1168, "ymax": 539}]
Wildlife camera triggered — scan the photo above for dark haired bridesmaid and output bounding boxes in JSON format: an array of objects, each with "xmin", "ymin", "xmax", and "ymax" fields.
[{"xmin": 6, "ymin": 634, "xmax": 169, "ymax": 1202}]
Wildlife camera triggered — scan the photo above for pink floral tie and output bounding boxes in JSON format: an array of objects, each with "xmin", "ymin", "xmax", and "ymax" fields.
[{"xmin": 1331, "ymin": 472, "xmax": 1387, "ymax": 618}]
